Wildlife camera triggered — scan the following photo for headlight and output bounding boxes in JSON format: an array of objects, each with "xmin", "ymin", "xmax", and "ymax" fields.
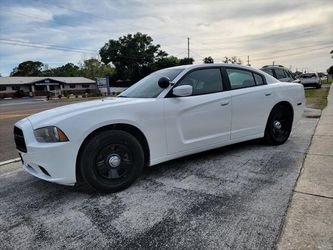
[{"xmin": 34, "ymin": 126, "xmax": 69, "ymax": 143}]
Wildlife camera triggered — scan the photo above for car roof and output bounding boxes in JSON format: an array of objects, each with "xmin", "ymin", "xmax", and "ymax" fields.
[
  {"xmin": 168, "ymin": 63, "xmax": 259, "ymax": 71},
  {"xmin": 261, "ymin": 65, "xmax": 290, "ymax": 70}
]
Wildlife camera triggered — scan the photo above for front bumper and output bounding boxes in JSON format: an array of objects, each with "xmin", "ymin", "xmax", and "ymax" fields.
[{"xmin": 15, "ymin": 118, "xmax": 78, "ymax": 186}]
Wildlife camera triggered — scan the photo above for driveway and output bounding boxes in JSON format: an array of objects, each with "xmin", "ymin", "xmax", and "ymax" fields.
[
  {"xmin": 0, "ymin": 101, "xmax": 70, "ymax": 162},
  {"xmin": 0, "ymin": 97, "xmax": 46, "ymax": 107},
  {"xmin": 0, "ymin": 118, "xmax": 317, "ymax": 249}
]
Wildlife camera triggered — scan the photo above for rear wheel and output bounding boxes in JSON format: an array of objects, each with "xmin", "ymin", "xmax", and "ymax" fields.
[
  {"xmin": 264, "ymin": 105, "xmax": 293, "ymax": 145},
  {"xmin": 79, "ymin": 130, "xmax": 144, "ymax": 193}
]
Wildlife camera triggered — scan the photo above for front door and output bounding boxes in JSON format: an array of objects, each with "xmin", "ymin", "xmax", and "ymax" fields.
[{"xmin": 164, "ymin": 68, "xmax": 231, "ymax": 155}]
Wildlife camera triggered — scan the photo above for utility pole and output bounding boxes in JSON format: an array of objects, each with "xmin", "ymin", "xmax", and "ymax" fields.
[
  {"xmin": 247, "ymin": 56, "xmax": 250, "ymax": 66},
  {"xmin": 272, "ymin": 61, "xmax": 275, "ymax": 66},
  {"xmin": 187, "ymin": 37, "xmax": 190, "ymax": 60}
]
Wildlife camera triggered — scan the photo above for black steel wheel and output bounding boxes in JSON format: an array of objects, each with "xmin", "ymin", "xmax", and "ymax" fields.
[
  {"xmin": 264, "ymin": 105, "xmax": 293, "ymax": 145},
  {"xmin": 79, "ymin": 130, "xmax": 144, "ymax": 193}
]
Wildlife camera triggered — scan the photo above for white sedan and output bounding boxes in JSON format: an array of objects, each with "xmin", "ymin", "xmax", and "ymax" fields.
[{"xmin": 14, "ymin": 64, "xmax": 305, "ymax": 192}]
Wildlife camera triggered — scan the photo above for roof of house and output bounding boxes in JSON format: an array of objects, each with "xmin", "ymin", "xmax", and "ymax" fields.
[{"xmin": 0, "ymin": 77, "xmax": 96, "ymax": 85}]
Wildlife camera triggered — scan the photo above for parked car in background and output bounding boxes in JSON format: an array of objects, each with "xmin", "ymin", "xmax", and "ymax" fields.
[
  {"xmin": 14, "ymin": 64, "xmax": 305, "ymax": 193},
  {"xmin": 260, "ymin": 65, "xmax": 299, "ymax": 83},
  {"xmin": 299, "ymin": 73, "xmax": 321, "ymax": 88}
]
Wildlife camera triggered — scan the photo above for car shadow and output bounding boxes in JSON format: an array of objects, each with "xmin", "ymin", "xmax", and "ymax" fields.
[{"xmin": 28, "ymin": 138, "xmax": 266, "ymax": 196}]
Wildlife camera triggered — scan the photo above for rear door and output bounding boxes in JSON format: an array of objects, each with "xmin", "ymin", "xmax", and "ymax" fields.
[{"xmin": 224, "ymin": 67, "xmax": 275, "ymax": 139}]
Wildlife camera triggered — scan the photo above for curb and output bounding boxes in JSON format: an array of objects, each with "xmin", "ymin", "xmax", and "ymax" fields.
[{"xmin": 0, "ymin": 158, "xmax": 21, "ymax": 167}]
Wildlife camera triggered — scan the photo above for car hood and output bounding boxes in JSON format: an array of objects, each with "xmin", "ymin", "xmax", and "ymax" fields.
[{"xmin": 27, "ymin": 97, "xmax": 142, "ymax": 128}]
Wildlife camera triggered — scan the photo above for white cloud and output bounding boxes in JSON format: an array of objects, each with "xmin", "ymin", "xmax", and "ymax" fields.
[{"xmin": 0, "ymin": 0, "xmax": 332, "ymax": 75}]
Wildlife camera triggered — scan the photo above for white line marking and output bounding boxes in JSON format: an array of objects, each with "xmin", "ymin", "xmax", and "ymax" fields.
[{"xmin": 0, "ymin": 158, "xmax": 21, "ymax": 166}]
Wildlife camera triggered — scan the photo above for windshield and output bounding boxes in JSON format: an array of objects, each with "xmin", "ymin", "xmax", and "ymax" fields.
[
  {"xmin": 301, "ymin": 73, "xmax": 316, "ymax": 78},
  {"xmin": 118, "ymin": 68, "xmax": 184, "ymax": 98}
]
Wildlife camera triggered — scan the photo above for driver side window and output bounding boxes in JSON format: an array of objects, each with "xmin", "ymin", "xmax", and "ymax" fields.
[{"xmin": 178, "ymin": 68, "xmax": 223, "ymax": 95}]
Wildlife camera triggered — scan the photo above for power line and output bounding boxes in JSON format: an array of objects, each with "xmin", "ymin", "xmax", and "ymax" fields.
[
  {"xmin": 238, "ymin": 42, "xmax": 333, "ymax": 58},
  {"xmin": 192, "ymin": 21, "xmax": 333, "ymax": 43},
  {"xmin": 0, "ymin": 41, "xmax": 97, "ymax": 56},
  {"xmin": 0, "ymin": 41, "xmax": 96, "ymax": 54},
  {"xmin": 0, "ymin": 38, "xmax": 97, "ymax": 53},
  {"xmin": 209, "ymin": 43, "xmax": 333, "ymax": 62},
  {"xmin": 0, "ymin": 40, "xmax": 178, "ymax": 61},
  {"xmin": 251, "ymin": 44, "xmax": 333, "ymax": 62}
]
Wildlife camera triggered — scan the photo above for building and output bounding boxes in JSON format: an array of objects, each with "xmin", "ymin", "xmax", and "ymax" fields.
[
  {"xmin": 96, "ymin": 78, "xmax": 131, "ymax": 96},
  {"xmin": 0, "ymin": 77, "xmax": 96, "ymax": 98}
]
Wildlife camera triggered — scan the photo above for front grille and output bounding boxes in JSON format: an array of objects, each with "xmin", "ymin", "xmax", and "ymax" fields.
[{"xmin": 14, "ymin": 126, "xmax": 27, "ymax": 152}]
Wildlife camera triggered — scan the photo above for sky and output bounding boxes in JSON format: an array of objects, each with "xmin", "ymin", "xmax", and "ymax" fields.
[{"xmin": 0, "ymin": 0, "xmax": 332, "ymax": 76}]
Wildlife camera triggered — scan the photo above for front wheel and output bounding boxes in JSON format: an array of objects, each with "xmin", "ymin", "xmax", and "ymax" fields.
[
  {"xmin": 264, "ymin": 105, "xmax": 293, "ymax": 145},
  {"xmin": 79, "ymin": 130, "xmax": 144, "ymax": 193}
]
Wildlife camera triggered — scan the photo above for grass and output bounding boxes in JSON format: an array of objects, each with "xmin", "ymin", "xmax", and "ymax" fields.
[
  {"xmin": 305, "ymin": 84, "xmax": 330, "ymax": 110},
  {"xmin": 321, "ymin": 78, "xmax": 332, "ymax": 85}
]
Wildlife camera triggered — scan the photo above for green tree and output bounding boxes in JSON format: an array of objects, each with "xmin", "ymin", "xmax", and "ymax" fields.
[
  {"xmin": 153, "ymin": 56, "xmax": 180, "ymax": 70},
  {"xmin": 80, "ymin": 58, "xmax": 115, "ymax": 79},
  {"xmin": 10, "ymin": 61, "xmax": 44, "ymax": 76},
  {"xmin": 327, "ymin": 65, "xmax": 333, "ymax": 75},
  {"xmin": 99, "ymin": 32, "xmax": 167, "ymax": 82},
  {"xmin": 222, "ymin": 56, "xmax": 242, "ymax": 64},
  {"xmin": 42, "ymin": 63, "xmax": 81, "ymax": 77},
  {"xmin": 179, "ymin": 57, "xmax": 194, "ymax": 65},
  {"xmin": 203, "ymin": 56, "xmax": 214, "ymax": 64}
]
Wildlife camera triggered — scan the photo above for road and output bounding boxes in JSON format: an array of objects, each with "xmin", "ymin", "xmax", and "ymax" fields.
[
  {"xmin": 0, "ymin": 117, "xmax": 318, "ymax": 249},
  {"xmin": 0, "ymin": 99, "xmax": 76, "ymax": 162}
]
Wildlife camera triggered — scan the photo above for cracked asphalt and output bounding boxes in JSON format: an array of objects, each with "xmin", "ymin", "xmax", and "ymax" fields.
[{"xmin": 0, "ymin": 118, "xmax": 317, "ymax": 249}]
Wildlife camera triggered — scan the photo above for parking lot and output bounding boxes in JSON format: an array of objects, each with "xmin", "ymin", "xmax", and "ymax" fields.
[
  {"xmin": 0, "ymin": 99, "xmax": 79, "ymax": 161},
  {"xmin": 0, "ymin": 117, "xmax": 318, "ymax": 249}
]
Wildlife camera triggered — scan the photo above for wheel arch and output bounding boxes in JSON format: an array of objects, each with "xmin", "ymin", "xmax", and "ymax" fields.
[
  {"xmin": 266, "ymin": 101, "xmax": 294, "ymax": 128},
  {"xmin": 75, "ymin": 123, "xmax": 150, "ymax": 183}
]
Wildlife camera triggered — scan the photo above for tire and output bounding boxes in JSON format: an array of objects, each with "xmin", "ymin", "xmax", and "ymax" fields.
[
  {"xmin": 79, "ymin": 130, "xmax": 144, "ymax": 193},
  {"xmin": 316, "ymin": 83, "xmax": 321, "ymax": 89},
  {"xmin": 264, "ymin": 104, "xmax": 293, "ymax": 145}
]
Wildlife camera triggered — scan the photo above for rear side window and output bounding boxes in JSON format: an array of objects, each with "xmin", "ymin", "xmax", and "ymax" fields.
[
  {"xmin": 253, "ymin": 73, "xmax": 264, "ymax": 85},
  {"xmin": 261, "ymin": 68, "xmax": 274, "ymax": 76},
  {"xmin": 286, "ymin": 71, "xmax": 296, "ymax": 80},
  {"xmin": 226, "ymin": 69, "xmax": 256, "ymax": 89},
  {"xmin": 274, "ymin": 69, "xmax": 286, "ymax": 79},
  {"xmin": 178, "ymin": 68, "xmax": 223, "ymax": 95}
]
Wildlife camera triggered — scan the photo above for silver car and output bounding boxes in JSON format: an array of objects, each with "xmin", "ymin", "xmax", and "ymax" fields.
[
  {"xmin": 299, "ymin": 73, "xmax": 321, "ymax": 88},
  {"xmin": 260, "ymin": 65, "xmax": 299, "ymax": 83}
]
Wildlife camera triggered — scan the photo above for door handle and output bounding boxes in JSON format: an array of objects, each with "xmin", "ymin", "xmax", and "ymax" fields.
[
  {"xmin": 220, "ymin": 102, "xmax": 230, "ymax": 106},
  {"xmin": 265, "ymin": 93, "xmax": 272, "ymax": 96}
]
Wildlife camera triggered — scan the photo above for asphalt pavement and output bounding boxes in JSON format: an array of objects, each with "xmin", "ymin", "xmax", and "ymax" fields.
[
  {"xmin": 0, "ymin": 117, "xmax": 318, "ymax": 249},
  {"xmin": 0, "ymin": 100, "xmax": 72, "ymax": 162}
]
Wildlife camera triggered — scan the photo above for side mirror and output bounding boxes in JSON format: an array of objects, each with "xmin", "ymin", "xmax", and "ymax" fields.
[
  {"xmin": 158, "ymin": 77, "xmax": 170, "ymax": 89},
  {"xmin": 173, "ymin": 85, "xmax": 193, "ymax": 97}
]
